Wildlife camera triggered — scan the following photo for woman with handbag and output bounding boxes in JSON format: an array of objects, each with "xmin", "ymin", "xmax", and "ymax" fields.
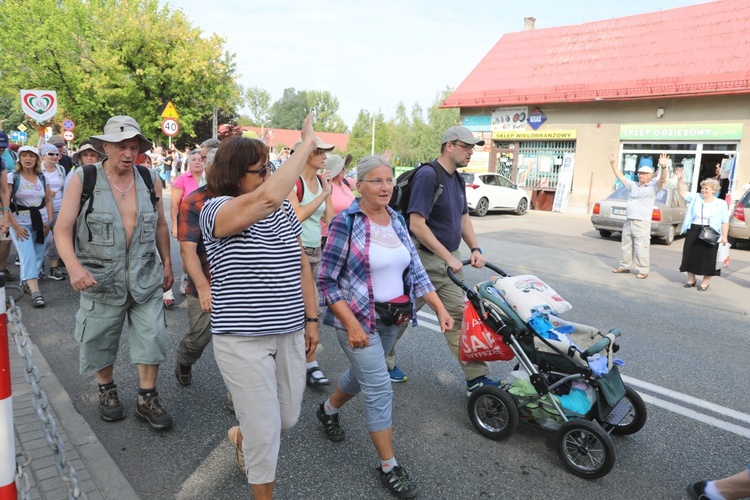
[
  {"xmin": 676, "ymin": 168, "xmax": 729, "ymax": 291},
  {"xmin": 317, "ymin": 155, "xmax": 453, "ymax": 499}
]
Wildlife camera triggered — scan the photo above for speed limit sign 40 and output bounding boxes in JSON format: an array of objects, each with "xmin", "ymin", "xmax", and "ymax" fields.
[{"xmin": 161, "ymin": 118, "xmax": 179, "ymax": 137}]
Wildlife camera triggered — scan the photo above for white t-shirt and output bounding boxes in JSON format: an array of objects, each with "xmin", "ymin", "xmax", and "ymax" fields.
[
  {"xmin": 8, "ymin": 172, "xmax": 48, "ymax": 226},
  {"xmin": 369, "ymin": 220, "xmax": 411, "ymax": 302},
  {"xmin": 201, "ymin": 197, "xmax": 305, "ymax": 336},
  {"xmin": 42, "ymin": 165, "xmax": 65, "ymax": 212}
]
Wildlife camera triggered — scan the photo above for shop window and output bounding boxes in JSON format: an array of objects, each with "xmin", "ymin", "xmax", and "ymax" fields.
[{"xmin": 517, "ymin": 141, "xmax": 576, "ymax": 189}]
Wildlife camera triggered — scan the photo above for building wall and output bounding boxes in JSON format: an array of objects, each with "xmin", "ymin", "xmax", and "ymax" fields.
[{"xmin": 464, "ymin": 94, "xmax": 750, "ymax": 214}]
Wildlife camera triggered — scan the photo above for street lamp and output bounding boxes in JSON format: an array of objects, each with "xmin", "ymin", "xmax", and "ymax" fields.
[{"xmin": 371, "ymin": 113, "xmax": 375, "ymax": 155}]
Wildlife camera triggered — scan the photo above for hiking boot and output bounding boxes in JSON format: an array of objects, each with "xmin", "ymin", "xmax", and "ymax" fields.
[
  {"xmin": 99, "ymin": 383, "xmax": 125, "ymax": 422},
  {"xmin": 227, "ymin": 426, "xmax": 246, "ymax": 474},
  {"xmin": 388, "ymin": 366, "xmax": 407, "ymax": 383},
  {"xmin": 466, "ymin": 376, "xmax": 502, "ymax": 397},
  {"xmin": 175, "ymin": 362, "xmax": 192, "ymax": 386},
  {"xmin": 316, "ymin": 403, "xmax": 345, "ymax": 442},
  {"xmin": 135, "ymin": 390, "xmax": 173, "ymax": 430},
  {"xmin": 379, "ymin": 465, "xmax": 419, "ymax": 498},
  {"xmin": 48, "ymin": 267, "xmax": 66, "ymax": 281}
]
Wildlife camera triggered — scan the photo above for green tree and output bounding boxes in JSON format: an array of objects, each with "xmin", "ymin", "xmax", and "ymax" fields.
[
  {"xmin": 0, "ymin": 0, "xmax": 240, "ymax": 144},
  {"xmin": 245, "ymin": 86, "xmax": 272, "ymax": 127},
  {"xmin": 269, "ymin": 88, "xmax": 310, "ymax": 130},
  {"xmin": 307, "ymin": 90, "xmax": 347, "ymax": 133},
  {"xmin": 0, "ymin": 94, "xmax": 27, "ymax": 134}
]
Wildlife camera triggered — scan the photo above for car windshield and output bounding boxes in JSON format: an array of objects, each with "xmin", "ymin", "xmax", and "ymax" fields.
[
  {"xmin": 607, "ymin": 187, "xmax": 629, "ymax": 200},
  {"xmin": 461, "ymin": 173, "xmax": 475, "ymax": 183}
]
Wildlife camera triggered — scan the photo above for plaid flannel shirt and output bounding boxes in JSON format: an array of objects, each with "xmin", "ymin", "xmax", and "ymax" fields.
[{"xmin": 318, "ymin": 199, "xmax": 435, "ymax": 334}]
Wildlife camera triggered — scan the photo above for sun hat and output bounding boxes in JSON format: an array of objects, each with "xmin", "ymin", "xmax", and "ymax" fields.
[
  {"xmin": 90, "ymin": 115, "xmax": 152, "ymax": 154},
  {"xmin": 17, "ymin": 145, "xmax": 40, "ymax": 158},
  {"xmin": 40, "ymin": 143, "xmax": 60, "ymax": 157},
  {"xmin": 72, "ymin": 143, "xmax": 104, "ymax": 163},
  {"xmin": 441, "ymin": 126, "xmax": 485, "ymax": 146},
  {"xmin": 48, "ymin": 135, "xmax": 65, "ymax": 147},
  {"xmin": 324, "ymin": 154, "xmax": 346, "ymax": 177},
  {"xmin": 291, "ymin": 137, "xmax": 334, "ymax": 153}
]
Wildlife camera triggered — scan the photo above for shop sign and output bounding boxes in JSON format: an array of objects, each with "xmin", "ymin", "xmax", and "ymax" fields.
[
  {"xmin": 527, "ymin": 108, "xmax": 547, "ymax": 130},
  {"xmin": 492, "ymin": 107, "xmax": 528, "ymax": 131},
  {"xmin": 620, "ymin": 123, "xmax": 743, "ymax": 141},
  {"xmin": 492, "ymin": 130, "xmax": 577, "ymax": 140},
  {"xmin": 462, "ymin": 115, "xmax": 492, "ymax": 131}
]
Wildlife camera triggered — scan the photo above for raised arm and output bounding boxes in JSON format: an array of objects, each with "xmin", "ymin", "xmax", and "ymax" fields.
[
  {"xmin": 212, "ymin": 114, "xmax": 317, "ymax": 238},
  {"xmin": 609, "ymin": 153, "xmax": 628, "ymax": 186},
  {"xmin": 657, "ymin": 153, "xmax": 669, "ymax": 189},
  {"xmin": 675, "ymin": 166, "xmax": 687, "ymax": 200}
]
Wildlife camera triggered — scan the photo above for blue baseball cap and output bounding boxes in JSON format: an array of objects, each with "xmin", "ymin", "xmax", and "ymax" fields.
[{"xmin": 0, "ymin": 131, "xmax": 9, "ymax": 148}]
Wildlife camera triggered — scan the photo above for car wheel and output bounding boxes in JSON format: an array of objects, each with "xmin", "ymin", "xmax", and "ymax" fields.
[
  {"xmin": 475, "ymin": 197, "xmax": 489, "ymax": 217},
  {"xmin": 598, "ymin": 229, "xmax": 612, "ymax": 238},
  {"xmin": 515, "ymin": 198, "xmax": 528, "ymax": 215},
  {"xmin": 660, "ymin": 225, "xmax": 675, "ymax": 245}
]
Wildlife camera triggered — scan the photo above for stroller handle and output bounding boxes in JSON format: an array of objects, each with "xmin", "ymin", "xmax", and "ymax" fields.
[{"xmin": 446, "ymin": 260, "xmax": 508, "ymax": 291}]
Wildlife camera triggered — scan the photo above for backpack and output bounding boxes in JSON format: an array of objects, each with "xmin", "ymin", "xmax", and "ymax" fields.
[
  {"xmin": 294, "ymin": 175, "xmax": 322, "ymax": 203},
  {"xmin": 78, "ymin": 164, "xmax": 159, "ymax": 242},
  {"xmin": 388, "ymin": 160, "xmax": 446, "ymax": 220}
]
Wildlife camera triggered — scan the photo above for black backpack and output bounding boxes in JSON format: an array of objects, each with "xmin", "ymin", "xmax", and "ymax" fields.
[
  {"xmin": 78, "ymin": 164, "xmax": 159, "ymax": 242},
  {"xmin": 389, "ymin": 160, "xmax": 446, "ymax": 221}
]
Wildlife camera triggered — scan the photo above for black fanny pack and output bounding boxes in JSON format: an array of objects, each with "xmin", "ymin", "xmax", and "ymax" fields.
[{"xmin": 374, "ymin": 295, "xmax": 412, "ymax": 326}]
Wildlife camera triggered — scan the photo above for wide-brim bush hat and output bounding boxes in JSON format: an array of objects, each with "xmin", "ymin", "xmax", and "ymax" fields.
[
  {"xmin": 324, "ymin": 154, "xmax": 346, "ymax": 177},
  {"xmin": 90, "ymin": 115, "xmax": 152, "ymax": 154},
  {"xmin": 72, "ymin": 143, "xmax": 105, "ymax": 163}
]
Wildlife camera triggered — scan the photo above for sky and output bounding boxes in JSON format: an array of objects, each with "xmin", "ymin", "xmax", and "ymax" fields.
[{"xmin": 167, "ymin": 0, "xmax": 708, "ymax": 129}]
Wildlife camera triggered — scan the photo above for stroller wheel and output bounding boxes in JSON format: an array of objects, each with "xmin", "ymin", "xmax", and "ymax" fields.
[
  {"xmin": 604, "ymin": 385, "xmax": 647, "ymax": 436},
  {"xmin": 555, "ymin": 420, "xmax": 616, "ymax": 479},
  {"xmin": 467, "ymin": 386, "xmax": 519, "ymax": 441}
]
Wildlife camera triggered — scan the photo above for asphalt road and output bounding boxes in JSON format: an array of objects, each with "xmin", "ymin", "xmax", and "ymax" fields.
[{"xmin": 15, "ymin": 202, "xmax": 750, "ymax": 499}]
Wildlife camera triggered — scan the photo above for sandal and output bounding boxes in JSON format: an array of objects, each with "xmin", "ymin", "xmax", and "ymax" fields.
[
  {"xmin": 612, "ymin": 268, "xmax": 630, "ymax": 274},
  {"xmin": 227, "ymin": 426, "xmax": 246, "ymax": 474},
  {"xmin": 306, "ymin": 367, "xmax": 330, "ymax": 388},
  {"xmin": 31, "ymin": 292, "xmax": 46, "ymax": 307},
  {"xmin": 683, "ymin": 282, "xmax": 696, "ymax": 288},
  {"xmin": 636, "ymin": 273, "xmax": 648, "ymax": 279}
]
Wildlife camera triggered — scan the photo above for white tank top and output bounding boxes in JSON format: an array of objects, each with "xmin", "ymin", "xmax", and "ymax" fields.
[{"xmin": 369, "ymin": 219, "xmax": 411, "ymax": 302}]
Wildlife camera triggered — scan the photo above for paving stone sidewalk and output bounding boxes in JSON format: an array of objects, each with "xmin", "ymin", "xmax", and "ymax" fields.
[{"xmin": 8, "ymin": 331, "xmax": 138, "ymax": 500}]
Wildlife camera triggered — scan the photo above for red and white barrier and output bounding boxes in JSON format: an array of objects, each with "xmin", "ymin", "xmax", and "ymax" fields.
[{"xmin": 0, "ymin": 278, "xmax": 17, "ymax": 499}]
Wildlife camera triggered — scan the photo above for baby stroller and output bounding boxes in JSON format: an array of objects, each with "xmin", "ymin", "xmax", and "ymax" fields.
[{"xmin": 448, "ymin": 262, "xmax": 647, "ymax": 479}]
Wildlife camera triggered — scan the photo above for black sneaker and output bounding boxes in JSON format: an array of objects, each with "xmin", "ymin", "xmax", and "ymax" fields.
[
  {"xmin": 48, "ymin": 267, "xmax": 66, "ymax": 281},
  {"xmin": 175, "ymin": 362, "xmax": 192, "ymax": 386},
  {"xmin": 316, "ymin": 403, "xmax": 345, "ymax": 442},
  {"xmin": 135, "ymin": 390, "xmax": 173, "ymax": 430},
  {"xmin": 686, "ymin": 481, "xmax": 709, "ymax": 500},
  {"xmin": 379, "ymin": 465, "xmax": 419, "ymax": 498},
  {"xmin": 99, "ymin": 383, "xmax": 125, "ymax": 422}
]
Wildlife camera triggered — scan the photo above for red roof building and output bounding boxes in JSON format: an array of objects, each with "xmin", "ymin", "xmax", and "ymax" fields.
[
  {"xmin": 242, "ymin": 127, "xmax": 349, "ymax": 152},
  {"xmin": 443, "ymin": 0, "xmax": 750, "ymax": 215}
]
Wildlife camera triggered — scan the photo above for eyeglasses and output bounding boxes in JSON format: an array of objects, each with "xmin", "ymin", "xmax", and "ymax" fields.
[
  {"xmin": 246, "ymin": 163, "xmax": 272, "ymax": 178},
  {"xmin": 451, "ymin": 141, "xmax": 475, "ymax": 152},
  {"xmin": 360, "ymin": 178, "xmax": 396, "ymax": 187}
]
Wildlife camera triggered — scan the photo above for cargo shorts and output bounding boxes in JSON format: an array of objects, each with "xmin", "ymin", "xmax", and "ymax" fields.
[{"xmin": 75, "ymin": 290, "xmax": 167, "ymax": 375}]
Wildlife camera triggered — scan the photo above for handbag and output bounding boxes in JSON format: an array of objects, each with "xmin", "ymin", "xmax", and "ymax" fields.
[
  {"xmin": 374, "ymin": 295, "xmax": 412, "ymax": 326},
  {"xmin": 698, "ymin": 203, "xmax": 720, "ymax": 245}
]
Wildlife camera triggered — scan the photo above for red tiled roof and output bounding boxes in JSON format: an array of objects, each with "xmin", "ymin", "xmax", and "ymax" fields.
[
  {"xmin": 444, "ymin": 0, "xmax": 750, "ymax": 108},
  {"xmin": 242, "ymin": 127, "xmax": 349, "ymax": 152}
]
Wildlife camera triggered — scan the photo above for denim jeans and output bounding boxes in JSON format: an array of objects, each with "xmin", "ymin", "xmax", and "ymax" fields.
[{"xmin": 336, "ymin": 320, "xmax": 399, "ymax": 433}]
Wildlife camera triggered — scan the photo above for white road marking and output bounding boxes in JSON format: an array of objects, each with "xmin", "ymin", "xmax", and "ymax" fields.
[{"xmin": 415, "ymin": 310, "xmax": 750, "ymax": 437}]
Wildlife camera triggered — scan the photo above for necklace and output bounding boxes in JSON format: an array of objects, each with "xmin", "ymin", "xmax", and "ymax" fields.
[{"xmin": 105, "ymin": 168, "xmax": 135, "ymax": 199}]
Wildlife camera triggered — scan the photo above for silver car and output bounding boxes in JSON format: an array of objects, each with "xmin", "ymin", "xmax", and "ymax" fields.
[
  {"xmin": 728, "ymin": 186, "xmax": 750, "ymax": 247},
  {"xmin": 590, "ymin": 186, "xmax": 686, "ymax": 245}
]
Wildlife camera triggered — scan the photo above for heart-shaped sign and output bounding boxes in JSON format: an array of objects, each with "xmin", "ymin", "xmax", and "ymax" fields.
[{"xmin": 20, "ymin": 89, "xmax": 57, "ymax": 121}]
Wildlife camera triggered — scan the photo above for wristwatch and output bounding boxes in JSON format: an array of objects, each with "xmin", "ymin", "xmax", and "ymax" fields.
[
  {"xmin": 471, "ymin": 247, "xmax": 483, "ymax": 254},
  {"xmin": 305, "ymin": 317, "xmax": 319, "ymax": 323}
]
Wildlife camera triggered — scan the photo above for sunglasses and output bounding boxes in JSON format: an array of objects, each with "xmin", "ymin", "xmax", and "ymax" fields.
[{"xmin": 46, "ymin": 153, "xmax": 61, "ymax": 157}]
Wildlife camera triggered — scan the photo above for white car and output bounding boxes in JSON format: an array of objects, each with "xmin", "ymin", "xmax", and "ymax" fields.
[{"xmin": 461, "ymin": 172, "xmax": 531, "ymax": 216}]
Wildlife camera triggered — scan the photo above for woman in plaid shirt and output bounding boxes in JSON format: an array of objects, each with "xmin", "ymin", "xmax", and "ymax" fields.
[{"xmin": 317, "ymin": 155, "xmax": 452, "ymax": 499}]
